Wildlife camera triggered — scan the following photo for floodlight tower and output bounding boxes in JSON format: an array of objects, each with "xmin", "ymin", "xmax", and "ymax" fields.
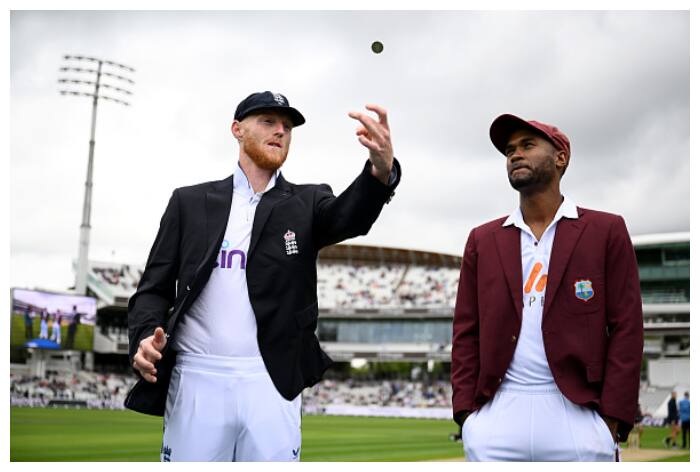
[{"xmin": 58, "ymin": 55, "xmax": 135, "ymax": 295}]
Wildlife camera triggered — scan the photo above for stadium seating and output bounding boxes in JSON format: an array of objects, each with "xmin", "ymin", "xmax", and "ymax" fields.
[
  {"xmin": 10, "ymin": 370, "xmax": 454, "ymax": 411},
  {"xmin": 11, "ymin": 367, "xmax": 680, "ymax": 420},
  {"xmin": 91, "ymin": 261, "xmax": 462, "ymax": 310},
  {"xmin": 317, "ymin": 263, "xmax": 459, "ymax": 309},
  {"xmin": 303, "ymin": 379, "xmax": 452, "ymax": 410},
  {"xmin": 89, "ymin": 262, "xmax": 142, "ymax": 301},
  {"xmin": 10, "ymin": 370, "xmax": 134, "ymax": 410}
]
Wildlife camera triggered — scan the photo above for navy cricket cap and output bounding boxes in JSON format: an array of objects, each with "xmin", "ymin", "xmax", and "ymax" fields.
[{"xmin": 234, "ymin": 91, "xmax": 305, "ymax": 127}]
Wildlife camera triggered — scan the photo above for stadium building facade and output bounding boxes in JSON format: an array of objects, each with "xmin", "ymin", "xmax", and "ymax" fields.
[
  {"xmin": 10, "ymin": 232, "xmax": 690, "ymax": 418},
  {"xmin": 78, "ymin": 233, "xmax": 687, "ymax": 368},
  {"xmin": 19, "ymin": 233, "xmax": 684, "ymax": 401},
  {"xmin": 631, "ymin": 233, "xmax": 690, "ymax": 415}
]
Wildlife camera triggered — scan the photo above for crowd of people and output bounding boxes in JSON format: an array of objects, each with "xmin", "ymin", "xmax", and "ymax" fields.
[
  {"xmin": 316, "ymin": 263, "xmax": 460, "ymax": 309},
  {"xmin": 303, "ymin": 379, "xmax": 452, "ymax": 410},
  {"xmin": 10, "ymin": 371, "xmax": 134, "ymax": 410},
  {"xmin": 91, "ymin": 264, "xmax": 142, "ymax": 294},
  {"xmin": 10, "ymin": 370, "xmax": 452, "ymax": 411},
  {"xmin": 95, "ymin": 261, "xmax": 460, "ymax": 310},
  {"xmin": 94, "ymin": 261, "xmax": 673, "ymax": 313},
  {"xmin": 317, "ymin": 264, "xmax": 404, "ymax": 308},
  {"xmin": 395, "ymin": 266, "xmax": 459, "ymax": 307}
]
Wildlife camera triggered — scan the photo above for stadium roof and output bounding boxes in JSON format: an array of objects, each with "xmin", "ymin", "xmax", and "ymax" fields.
[
  {"xmin": 318, "ymin": 244, "xmax": 461, "ymax": 267},
  {"xmin": 631, "ymin": 232, "xmax": 689, "ymax": 247}
]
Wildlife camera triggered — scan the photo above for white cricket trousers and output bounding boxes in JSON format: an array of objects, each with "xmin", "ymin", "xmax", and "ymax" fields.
[
  {"xmin": 461, "ymin": 380, "xmax": 618, "ymax": 461},
  {"xmin": 161, "ymin": 353, "xmax": 302, "ymax": 462}
]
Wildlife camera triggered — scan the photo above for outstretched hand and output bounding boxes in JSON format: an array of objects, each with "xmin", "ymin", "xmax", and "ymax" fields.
[
  {"xmin": 132, "ymin": 326, "xmax": 168, "ymax": 383},
  {"xmin": 348, "ymin": 104, "xmax": 394, "ymax": 184}
]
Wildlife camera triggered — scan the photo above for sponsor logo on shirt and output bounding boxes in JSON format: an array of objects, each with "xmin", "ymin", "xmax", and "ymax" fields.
[
  {"xmin": 524, "ymin": 262, "xmax": 547, "ymax": 307},
  {"xmin": 215, "ymin": 240, "xmax": 247, "ymax": 269}
]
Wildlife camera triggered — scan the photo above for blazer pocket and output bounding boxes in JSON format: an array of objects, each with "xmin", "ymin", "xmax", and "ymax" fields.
[{"xmin": 294, "ymin": 302, "xmax": 318, "ymax": 329}]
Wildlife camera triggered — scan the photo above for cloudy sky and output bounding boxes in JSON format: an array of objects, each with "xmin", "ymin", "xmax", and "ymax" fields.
[{"xmin": 9, "ymin": 10, "xmax": 690, "ymax": 292}]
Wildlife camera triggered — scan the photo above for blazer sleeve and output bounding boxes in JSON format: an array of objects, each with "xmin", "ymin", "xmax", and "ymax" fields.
[
  {"xmin": 312, "ymin": 159, "xmax": 400, "ymax": 249},
  {"xmin": 451, "ymin": 228, "xmax": 480, "ymax": 423},
  {"xmin": 599, "ymin": 215, "xmax": 644, "ymax": 441},
  {"xmin": 127, "ymin": 189, "xmax": 181, "ymax": 367}
]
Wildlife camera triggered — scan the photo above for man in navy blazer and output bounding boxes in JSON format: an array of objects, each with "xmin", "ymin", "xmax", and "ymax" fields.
[
  {"xmin": 126, "ymin": 91, "xmax": 401, "ymax": 461},
  {"xmin": 451, "ymin": 114, "xmax": 643, "ymax": 461}
]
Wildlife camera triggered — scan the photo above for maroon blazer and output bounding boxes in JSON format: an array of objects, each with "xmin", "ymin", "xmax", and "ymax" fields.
[{"xmin": 451, "ymin": 207, "xmax": 643, "ymax": 441}]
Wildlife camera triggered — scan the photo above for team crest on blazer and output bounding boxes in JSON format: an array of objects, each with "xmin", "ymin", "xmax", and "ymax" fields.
[
  {"xmin": 284, "ymin": 229, "xmax": 299, "ymax": 255},
  {"xmin": 574, "ymin": 279, "xmax": 594, "ymax": 301}
]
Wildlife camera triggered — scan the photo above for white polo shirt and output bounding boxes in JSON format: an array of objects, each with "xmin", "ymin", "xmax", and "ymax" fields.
[
  {"xmin": 173, "ymin": 164, "xmax": 280, "ymax": 357},
  {"xmin": 502, "ymin": 195, "xmax": 579, "ymax": 386}
]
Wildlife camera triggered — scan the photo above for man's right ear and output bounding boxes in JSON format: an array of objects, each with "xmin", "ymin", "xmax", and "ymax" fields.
[{"xmin": 231, "ymin": 120, "xmax": 242, "ymax": 141}]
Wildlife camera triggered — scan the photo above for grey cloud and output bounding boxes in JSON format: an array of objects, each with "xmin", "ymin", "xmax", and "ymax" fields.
[{"xmin": 10, "ymin": 10, "xmax": 689, "ymax": 291}]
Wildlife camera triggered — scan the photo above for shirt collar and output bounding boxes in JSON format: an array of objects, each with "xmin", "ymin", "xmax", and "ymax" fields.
[
  {"xmin": 503, "ymin": 194, "xmax": 579, "ymax": 230},
  {"xmin": 233, "ymin": 162, "xmax": 280, "ymax": 199}
]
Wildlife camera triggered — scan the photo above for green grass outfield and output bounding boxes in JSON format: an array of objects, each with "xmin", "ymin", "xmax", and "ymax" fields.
[{"xmin": 10, "ymin": 407, "xmax": 689, "ymax": 462}]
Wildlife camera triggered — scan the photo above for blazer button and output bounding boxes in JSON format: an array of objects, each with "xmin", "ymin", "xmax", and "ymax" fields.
[
  {"xmin": 498, "ymin": 377, "xmax": 502, "ymax": 383},
  {"xmin": 511, "ymin": 335, "xmax": 517, "ymax": 342},
  {"xmin": 186, "ymin": 285, "xmax": 191, "ymax": 291}
]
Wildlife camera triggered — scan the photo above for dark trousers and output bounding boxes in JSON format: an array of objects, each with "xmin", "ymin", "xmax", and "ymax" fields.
[
  {"xmin": 66, "ymin": 327, "xmax": 76, "ymax": 348},
  {"xmin": 681, "ymin": 420, "xmax": 690, "ymax": 448}
]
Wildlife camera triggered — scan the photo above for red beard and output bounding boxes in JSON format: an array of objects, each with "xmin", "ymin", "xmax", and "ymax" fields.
[{"xmin": 242, "ymin": 135, "xmax": 288, "ymax": 171}]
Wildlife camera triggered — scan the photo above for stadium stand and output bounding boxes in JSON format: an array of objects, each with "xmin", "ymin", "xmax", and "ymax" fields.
[
  {"xmin": 303, "ymin": 379, "xmax": 451, "ymax": 409},
  {"xmin": 10, "ymin": 369, "xmax": 451, "ymax": 413},
  {"xmin": 10, "ymin": 370, "xmax": 133, "ymax": 409},
  {"xmin": 10, "ymin": 234, "xmax": 690, "ymax": 419},
  {"xmin": 317, "ymin": 263, "xmax": 405, "ymax": 308},
  {"xmin": 316, "ymin": 263, "xmax": 459, "ymax": 309}
]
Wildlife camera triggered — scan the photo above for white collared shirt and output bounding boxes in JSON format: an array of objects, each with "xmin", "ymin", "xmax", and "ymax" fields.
[
  {"xmin": 173, "ymin": 164, "xmax": 280, "ymax": 357},
  {"xmin": 502, "ymin": 195, "xmax": 579, "ymax": 386}
]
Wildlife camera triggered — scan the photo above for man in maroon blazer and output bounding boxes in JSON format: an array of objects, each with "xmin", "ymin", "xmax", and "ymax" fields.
[{"xmin": 451, "ymin": 114, "xmax": 643, "ymax": 461}]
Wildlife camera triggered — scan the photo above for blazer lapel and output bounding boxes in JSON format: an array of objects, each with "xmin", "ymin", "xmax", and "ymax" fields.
[
  {"xmin": 493, "ymin": 225, "xmax": 523, "ymax": 320},
  {"xmin": 543, "ymin": 210, "xmax": 587, "ymax": 320},
  {"xmin": 196, "ymin": 176, "xmax": 233, "ymax": 276},
  {"xmin": 248, "ymin": 173, "xmax": 293, "ymax": 257}
]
